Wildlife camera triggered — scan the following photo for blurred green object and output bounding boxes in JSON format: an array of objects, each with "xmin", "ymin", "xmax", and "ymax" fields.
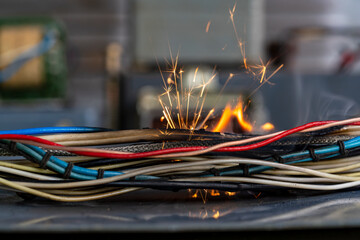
[{"xmin": 0, "ymin": 17, "xmax": 67, "ymax": 99}]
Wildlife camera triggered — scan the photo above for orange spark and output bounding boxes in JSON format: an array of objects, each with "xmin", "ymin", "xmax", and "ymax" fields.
[
  {"xmin": 206, "ymin": 21, "xmax": 211, "ymax": 33},
  {"xmin": 196, "ymin": 108, "xmax": 214, "ymax": 130},
  {"xmin": 248, "ymin": 63, "xmax": 284, "ymax": 98},
  {"xmin": 229, "ymin": 3, "xmax": 247, "ymax": 68},
  {"xmin": 254, "ymin": 192, "xmax": 262, "ymax": 199}
]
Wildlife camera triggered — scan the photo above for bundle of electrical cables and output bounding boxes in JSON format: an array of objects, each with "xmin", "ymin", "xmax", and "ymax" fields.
[{"xmin": 2, "ymin": 117, "xmax": 360, "ymax": 202}]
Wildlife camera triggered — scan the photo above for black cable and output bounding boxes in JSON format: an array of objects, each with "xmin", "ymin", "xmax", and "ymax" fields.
[
  {"xmin": 97, "ymin": 168, "xmax": 105, "ymax": 179},
  {"xmin": 4, "ymin": 137, "xmax": 360, "ymax": 182},
  {"xmin": 0, "ymin": 132, "xmax": 355, "ymax": 158},
  {"xmin": 39, "ymin": 152, "xmax": 52, "ymax": 169},
  {"xmin": 0, "ymin": 141, "xmax": 36, "ymax": 163},
  {"xmin": 63, "ymin": 162, "xmax": 74, "ymax": 179},
  {"xmin": 105, "ymin": 180, "xmax": 283, "ymax": 192},
  {"xmin": 165, "ymin": 145, "xmax": 360, "ymax": 179},
  {"xmin": 8, "ymin": 177, "xmax": 286, "ymax": 192}
]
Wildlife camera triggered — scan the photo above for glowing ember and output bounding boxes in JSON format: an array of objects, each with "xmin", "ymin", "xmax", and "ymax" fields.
[
  {"xmin": 189, "ymin": 189, "xmax": 238, "ymax": 204},
  {"xmin": 191, "ymin": 190, "xmax": 198, "ymax": 198},
  {"xmin": 213, "ymin": 210, "xmax": 220, "ymax": 219},
  {"xmin": 261, "ymin": 122, "xmax": 275, "ymax": 131},
  {"xmin": 225, "ymin": 191, "xmax": 236, "ymax": 196},
  {"xmin": 209, "ymin": 189, "xmax": 221, "ymax": 196},
  {"xmin": 190, "ymin": 189, "xmax": 208, "ymax": 204}
]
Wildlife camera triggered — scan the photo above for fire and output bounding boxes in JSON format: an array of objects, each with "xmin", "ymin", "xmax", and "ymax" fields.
[
  {"xmin": 233, "ymin": 101, "xmax": 253, "ymax": 132},
  {"xmin": 212, "ymin": 100, "xmax": 253, "ymax": 133},
  {"xmin": 211, "ymin": 100, "xmax": 276, "ymax": 133},
  {"xmin": 212, "ymin": 104, "xmax": 233, "ymax": 132}
]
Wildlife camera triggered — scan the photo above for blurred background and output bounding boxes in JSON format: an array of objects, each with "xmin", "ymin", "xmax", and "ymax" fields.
[{"xmin": 1, "ymin": 0, "xmax": 360, "ymax": 132}]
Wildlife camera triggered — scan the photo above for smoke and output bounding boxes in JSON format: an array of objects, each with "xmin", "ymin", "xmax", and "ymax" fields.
[
  {"xmin": 317, "ymin": 91, "xmax": 360, "ymax": 120},
  {"xmin": 294, "ymin": 74, "xmax": 360, "ymax": 126}
]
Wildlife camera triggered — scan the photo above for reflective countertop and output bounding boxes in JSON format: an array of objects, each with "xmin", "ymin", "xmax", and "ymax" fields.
[{"xmin": 1, "ymin": 188, "xmax": 360, "ymax": 234}]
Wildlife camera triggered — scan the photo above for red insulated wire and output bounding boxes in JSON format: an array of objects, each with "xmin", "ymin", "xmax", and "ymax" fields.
[
  {"xmin": 217, "ymin": 121, "xmax": 329, "ymax": 152},
  {"xmin": 0, "ymin": 120, "xmax": 346, "ymax": 159}
]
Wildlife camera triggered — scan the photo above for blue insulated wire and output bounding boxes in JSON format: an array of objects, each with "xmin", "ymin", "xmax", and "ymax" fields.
[
  {"xmin": 0, "ymin": 126, "xmax": 109, "ymax": 135},
  {"xmin": 219, "ymin": 136, "xmax": 360, "ymax": 176},
  {"xmin": 24, "ymin": 144, "xmax": 157, "ymax": 180}
]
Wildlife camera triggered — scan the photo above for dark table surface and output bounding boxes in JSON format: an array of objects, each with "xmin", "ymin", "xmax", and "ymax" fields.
[{"xmin": 1, "ymin": 187, "xmax": 360, "ymax": 235}]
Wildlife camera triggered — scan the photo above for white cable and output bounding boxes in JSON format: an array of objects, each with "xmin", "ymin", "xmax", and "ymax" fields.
[
  {"xmin": 0, "ymin": 166, "xmax": 59, "ymax": 181},
  {"xmin": 177, "ymin": 176, "xmax": 360, "ymax": 191},
  {"xmin": 11, "ymin": 157, "xmax": 360, "ymax": 190}
]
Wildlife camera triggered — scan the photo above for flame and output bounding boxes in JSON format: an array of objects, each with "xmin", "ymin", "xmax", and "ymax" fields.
[
  {"xmin": 212, "ymin": 100, "xmax": 253, "ymax": 133},
  {"xmin": 211, "ymin": 100, "xmax": 276, "ymax": 133},
  {"xmin": 261, "ymin": 122, "xmax": 274, "ymax": 131},
  {"xmin": 233, "ymin": 101, "xmax": 253, "ymax": 132},
  {"xmin": 212, "ymin": 104, "xmax": 233, "ymax": 132}
]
